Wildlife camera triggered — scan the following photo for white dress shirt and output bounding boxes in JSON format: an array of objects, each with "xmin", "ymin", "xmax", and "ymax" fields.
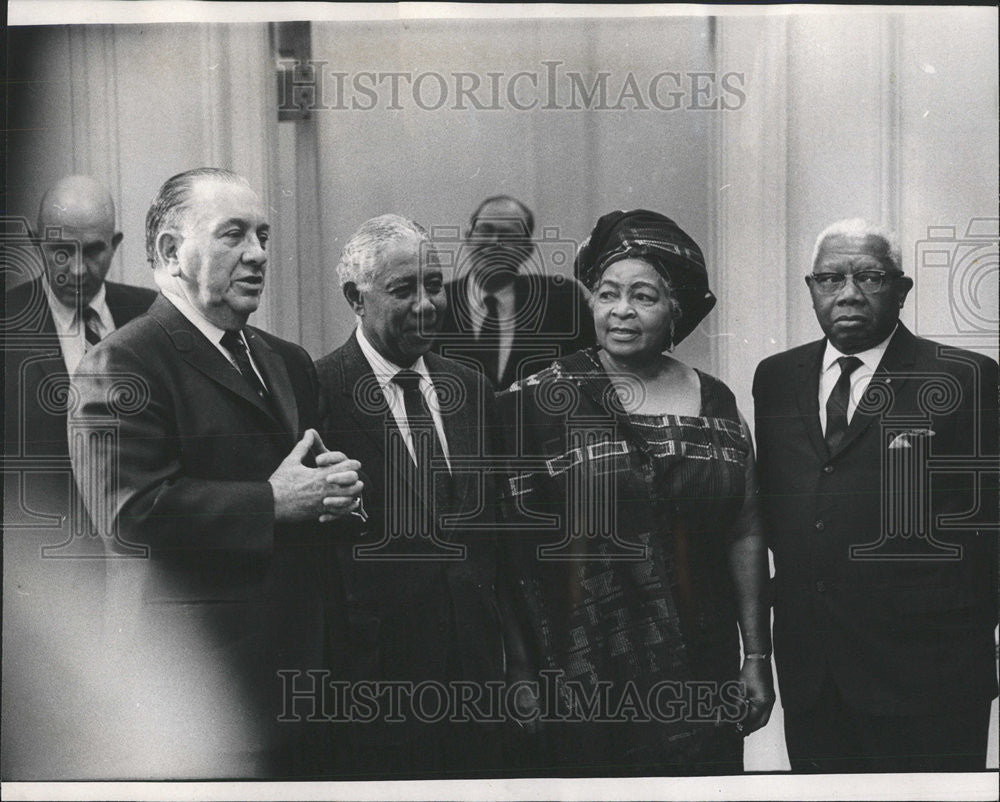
[
  {"xmin": 161, "ymin": 289, "xmax": 268, "ymax": 390},
  {"xmin": 355, "ymin": 325, "xmax": 452, "ymax": 471},
  {"xmin": 43, "ymin": 278, "xmax": 115, "ymax": 374},
  {"xmin": 467, "ymin": 276, "xmax": 517, "ymax": 383},
  {"xmin": 818, "ymin": 326, "xmax": 897, "ymax": 433}
]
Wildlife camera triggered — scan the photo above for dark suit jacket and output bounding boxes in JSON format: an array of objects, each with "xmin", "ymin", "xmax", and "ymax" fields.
[
  {"xmin": 69, "ymin": 294, "xmax": 333, "ymax": 775},
  {"xmin": 434, "ymin": 273, "xmax": 595, "ymax": 390},
  {"xmin": 2, "ymin": 278, "xmax": 155, "ymax": 778},
  {"xmin": 4, "ymin": 278, "xmax": 156, "ymax": 521},
  {"xmin": 315, "ymin": 333, "xmax": 506, "ymax": 777},
  {"xmin": 753, "ymin": 324, "xmax": 998, "ymax": 716}
]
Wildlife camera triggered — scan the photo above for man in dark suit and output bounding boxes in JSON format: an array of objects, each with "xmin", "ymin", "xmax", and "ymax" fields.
[
  {"xmin": 68, "ymin": 168, "xmax": 364, "ymax": 777},
  {"xmin": 753, "ymin": 218, "xmax": 998, "ymax": 772},
  {"xmin": 434, "ymin": 195, "xmax": 594, "ymax": 390},
  {"xmin": 4, "ymin": 175, "xmax": 156, "ymax": 533},
  {"xmin": 315, "ymin": 214, "xmax": 507, "ymax": 779},
  {"xmin": 2, "ymin": 177, "xmax": 157, "ymax": 778}
]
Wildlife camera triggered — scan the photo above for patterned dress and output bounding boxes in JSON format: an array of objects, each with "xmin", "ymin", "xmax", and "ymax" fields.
[{"xmin": 497, "ymin": 349, "xmax": 755, "ymax": 775}]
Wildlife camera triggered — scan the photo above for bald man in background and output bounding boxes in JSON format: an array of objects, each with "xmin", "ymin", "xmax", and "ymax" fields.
[
  {"xmin": 2, "ymin": 176, "xmax": 155, "ymax": 777},
  {"xmin": 5, "ymin": 175, "xmax": 156, "ymax": 462},
  {"xmin": 434, "ymin": 195, "xmax": 595, "ymax": 390}
]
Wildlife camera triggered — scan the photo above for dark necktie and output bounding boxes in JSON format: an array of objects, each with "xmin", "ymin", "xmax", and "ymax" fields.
[
  {"xmin": 477, "ymin": 294, "xmax": 501, "ymax": 385},
  {"xmin": 392, "ymin": 369, "xmax": 444, "ymax": 468},
  {"xmin": 220, "ymin": 329, "xmax": 269, "ymax": 401},
  {"xmin": 825, "ymin": 355, "xmax": 863, "ymax": 451},
  {"xmin": 391, "ymin": 370, "xmax": 452, "ymax": 541},
  {"xmin": 81, "ymin": 306, "xmax": 102, "ymax": 348}
]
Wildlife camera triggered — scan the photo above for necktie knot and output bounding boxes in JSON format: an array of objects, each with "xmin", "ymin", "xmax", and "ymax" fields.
[
  {"xmin": 479, "ymin": 294, "xmax": 500, "ymax": 334},
  {"xmin": 392, "ymin": 368, "xmax": 423, "ymax": 396},
  {"xmin": 220, "ymin": 329, "xmax": 269, "ymax": 401},
  {"xmin": 220, "ymin": 329, "xmax": 243, "ymax": 353},
  {"xmin": 837, "ymin": 355, "xmax": 863, "ymax": 377}
]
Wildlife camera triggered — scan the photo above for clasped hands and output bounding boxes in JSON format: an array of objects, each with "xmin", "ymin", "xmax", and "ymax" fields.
[{"xmin": 269, "ymin": 428, "xmax": 366, "ymax": 524}]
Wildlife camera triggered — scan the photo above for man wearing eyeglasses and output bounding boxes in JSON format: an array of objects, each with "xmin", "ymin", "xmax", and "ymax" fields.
[{"xmin": 752, "ymin": 219, "xmax": 998, "ymax": 772}]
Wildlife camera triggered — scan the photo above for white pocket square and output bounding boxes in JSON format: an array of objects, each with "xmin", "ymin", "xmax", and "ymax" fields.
[{"xmin": 888, "ymin": 429, "xmax": 935, "ymax": 449}]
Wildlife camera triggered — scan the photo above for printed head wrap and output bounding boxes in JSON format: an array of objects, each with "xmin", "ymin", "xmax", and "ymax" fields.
[{"xmin": 575, "ymin": 209, "xmax": 716, "ymax": 346}]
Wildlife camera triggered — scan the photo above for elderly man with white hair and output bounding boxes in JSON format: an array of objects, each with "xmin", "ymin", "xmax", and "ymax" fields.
[
  {"xmin": 753, "ymin": 218, "xmax": 999, "ymax": 772},
  {"xmin": 314, "ymin": 214, "xmax": 508, "ymax": 779}
]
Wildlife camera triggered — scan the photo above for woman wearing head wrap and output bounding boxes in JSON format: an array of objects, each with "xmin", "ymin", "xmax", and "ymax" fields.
[{"xmin": 497, "ymin": 210, "xmax": 773, "ymax": 775}]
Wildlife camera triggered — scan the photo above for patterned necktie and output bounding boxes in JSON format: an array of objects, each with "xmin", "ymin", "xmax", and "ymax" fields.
[
  {"xmin": 81, "ymin": 306, "xmax": 102, "ymax": 348},
  {"xmin": 825, "ymin": 355, "xmax": 863, "ymax": 451},
  {"xmin": 220, "ymin": 329, "xmax": 269, "ymax": 401},
  {"xmin": 477, "ymin": 294, "xmax": 501, "ymax": 385}
]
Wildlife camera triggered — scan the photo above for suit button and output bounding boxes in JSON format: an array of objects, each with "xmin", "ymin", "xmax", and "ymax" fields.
[
  {"xmin": 816, "ymin": 580, "xmax": 826, "ymax": 593},
  {"xmin": 823, "ymin": 465, "xmax": 834, "ymax": 474},
  {"xmin": 814, "ymin": 520, "xmax": 825, "ymax": 531}
]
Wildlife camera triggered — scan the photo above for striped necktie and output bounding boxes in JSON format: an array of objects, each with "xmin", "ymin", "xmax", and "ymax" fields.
[{"xmin": 81, "ymin": 306, "xmax": 102, "ymax": 348}]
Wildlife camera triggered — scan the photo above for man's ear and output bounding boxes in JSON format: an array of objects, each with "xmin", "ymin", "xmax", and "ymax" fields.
[
  {"xmin": 896, "ymin": 275, "xmax": 914, "ymax": 308},
  {"xmin": 156, "ymin": 230, "xmax": 183, "ymax": 277},
  {"xmin": 111, "ymin": 231, "xmax": 124, "ymax": 253},
  {"xmin": 343, "ymin": 282, "xmax": 364, "ymax": 315}
]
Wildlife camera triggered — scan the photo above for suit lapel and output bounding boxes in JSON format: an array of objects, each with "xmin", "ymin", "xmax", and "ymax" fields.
[
  {"xmin": 832, "ymin": 325, "xmax": 918, "ymax": 458},
  {"xmin": 245, "ymin": 328, "xmax": 298, "ymax": 435},
  {"xmin": 105, "ymin": 282, "xmax": 131, "ymax": 328},
  {"xmin": 794, "ymin": 340, "xmax": 829, "ymax": 459},
  {"xmin": 16, "ymin": 279, "xmax": 71, "ymax": 384},
  {"xmin": 337, "ymin": 333, "xmax": 394, "ymax": 456},
  {"xmin": 427, "ymin": 353, "xmax": 469, "ymax": 510},
  {"xmin": 147, "ymin": 296, "xmax": 275, "ymax": 421}
]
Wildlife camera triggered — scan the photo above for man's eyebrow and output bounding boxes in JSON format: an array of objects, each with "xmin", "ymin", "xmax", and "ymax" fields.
[{"xmin": 214, "ymin": 217, "xmax": 249, "ymax": 231}]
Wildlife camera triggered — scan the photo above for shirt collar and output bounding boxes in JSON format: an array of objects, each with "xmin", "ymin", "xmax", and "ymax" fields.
[
  {"xmin": 162, "ymin": 288, "xmax": 231, "ymax": 347},
  {"xmin": 42, "ymin": 277, "xmax": 111, "ymax": 332},
  {"xmin": 822, "ymin": 324, "xmax": 898, "ymax": 373},
  {"xmin": 355, "ymin": 324, "xmax": 430, "ymax": 391}
]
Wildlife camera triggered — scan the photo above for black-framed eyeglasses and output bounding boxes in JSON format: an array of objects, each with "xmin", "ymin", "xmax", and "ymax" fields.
[{"xmin": 806, "ymin": 270, "xmax": 901, "ymax": 295}]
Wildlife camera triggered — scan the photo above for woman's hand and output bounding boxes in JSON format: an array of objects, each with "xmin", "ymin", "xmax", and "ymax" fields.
[{"xmin": 735, "ymin": 657, "xmax": 775, "ymax": 736}]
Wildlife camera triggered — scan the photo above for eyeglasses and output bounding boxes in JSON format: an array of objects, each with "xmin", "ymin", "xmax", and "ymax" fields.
[{"xmin": 806, "ymin": 270, "xmax": 901, "ymax": 295}]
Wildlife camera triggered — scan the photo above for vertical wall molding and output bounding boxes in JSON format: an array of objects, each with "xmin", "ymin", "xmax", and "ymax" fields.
[
  {"xmin": 200, "ymin": 25, "xmax": 226, "ymax": 167},
  {"xmin": 710, "ymin": 16, "xmax": 789, "ymax": 412},
  {"xmin": 65, "ymin": 27, "xmax": 124, "ymax": 276},
  {"xmin": 67, "ymin": 29, "xmax": 87, "ymax": 173},
  {"xmin": 879, "ymin": 13, "xmax": 902, "ymax": 234}
]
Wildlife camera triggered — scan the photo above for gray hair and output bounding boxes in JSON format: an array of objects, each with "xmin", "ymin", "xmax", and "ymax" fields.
[
  {"xmin": 145, "ymin": 167, "xmax": 251, "ymax": 268},
  {"xmin": 336, "ymin": 214, "xmax": 431, "ymax": 290},
  {"xmin": 811, "ymin": 218, "xmax": 903, "ymax": 273}
]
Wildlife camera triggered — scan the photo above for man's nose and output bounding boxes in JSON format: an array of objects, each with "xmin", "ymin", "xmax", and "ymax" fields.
[
  {"xmin": 835, "ymin": 274, "xmax": 864, "ymax": 302},
  {"xmin": 414, "ymin": 287, "xmax": 436, "ymax": 315},
  {"xmin": 65, "ymin": 248, "xmax": 87, "ymax": 276},
  {"xmin": 243, "ymin": 235, "xmax": 267, "ymax": 265}
]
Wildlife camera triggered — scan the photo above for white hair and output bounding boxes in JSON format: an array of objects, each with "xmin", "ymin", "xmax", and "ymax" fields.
[
  {"xmin": 811, "ymin": 218, "xmax": 902, "ymax": 273},
  {"xmin": 336, "ymin": 214, "xmax": 430, "ymax": 290}
]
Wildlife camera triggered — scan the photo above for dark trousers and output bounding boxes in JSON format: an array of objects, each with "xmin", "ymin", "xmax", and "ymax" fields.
[{"xmin": 784, "ymin": 676, "xmax": 993, "ymax": 773}]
